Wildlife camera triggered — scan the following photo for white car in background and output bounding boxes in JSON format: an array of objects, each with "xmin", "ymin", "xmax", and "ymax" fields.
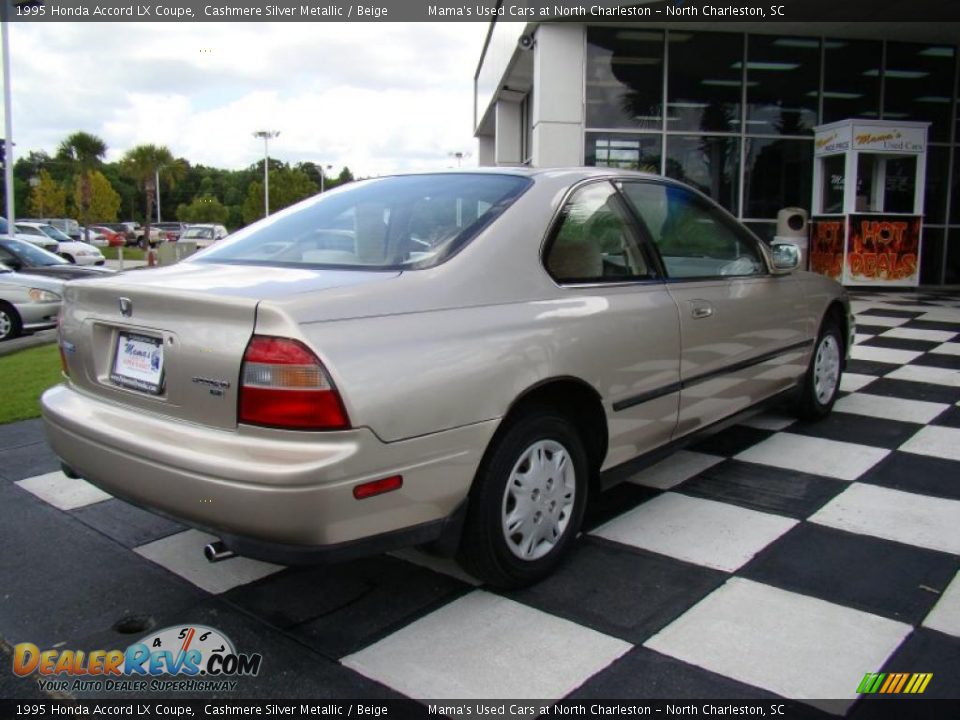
[
  {"xmin": 16, "ymin": 222, "xmax": 106, "ymax": 266},
  {"xmin": 181, "ymin": 224, "xmax": 229, "ymax": 249}
]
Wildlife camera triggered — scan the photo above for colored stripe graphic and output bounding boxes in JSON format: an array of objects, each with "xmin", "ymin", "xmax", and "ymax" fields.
[{"xmin": 858, "ymin": 672, "xmax": 932, "ymax": 694}]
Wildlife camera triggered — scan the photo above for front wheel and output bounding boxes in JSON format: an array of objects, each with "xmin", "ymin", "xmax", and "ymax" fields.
[
  {"xmin": 457, "ymin": 409, "xmax": 588, "ymax": 588},
  {"xmin": 797, "ymin": 320, "xmax": 843, "ymax": 420},
  {"xmin": 0, "ymin": 302, "xmax": 22, "ymax": 341},
  {"xmin": 61, "ymin": 254, "xmax": 76, "ymax": 264}
]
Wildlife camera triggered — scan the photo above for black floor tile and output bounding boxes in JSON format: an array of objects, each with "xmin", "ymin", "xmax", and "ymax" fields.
[
  {"xmin": 224, "ymin": 554, "xmax": 471, "ymax": 659},
  {"xmin": 865, "ymin": 628, "xmax": 960, "ymax": 701},
  {"xmin": 857, "ymin": 451, "xmax": 960, "ymax": 501},
  {"xmin": 858, "ymin": 309, "xmax": 925, "ymax": 319},
  {"xmin": 0, "ymin": 418, "xmax": 47, "ymax": 451},
  {"xmin": 688, "ymin": 425, "xmax": 773, "ymax": 457},
  {"xmin": 583, "ymin": 481, "xmax": 660, "ymax": 532},
  {"xmin": 0, "ymin": 482, "xmax": 207, "ymax": 649},
  {"xmin": 677, "ymin": 459, "xmax": 847, "ymax": 519},
  {"xmin": 900, "ymin": 319, "xmax": 960, "ymax": 333},
  {"xmin": 852, "ymin": 324, "xmax": 894, "ymax": 337},
  {"xmin": 912, "ymin": 352, "xmax": 960, "ymax": 370},
  {"xmin": 845, "ymin": 359, "xmax": 894, "ymax": 377},
  {"xmin": 64, "ymin": 597, "xmax": 404, "ymax": 700},
  {"xmin": 789, "ymin": 412, "xmax": 921, "ymax": 450},
  {"xmin": 70, "ymin": 498, "xmax": 187, "ymax": 548},
  {"xmin": 0, "ymin": 441, "xmax": 60, "ymax": 482},
  {"xmin": 740, "ymin": 524, "xmax": 958, "ymax": 625},
  {"xmin": 860, "ymin": 336, "xmax": 940, "ymax": 353},
  {"xmin": 932, "ymin": 406, "xmax": 960, "ymax": 428},
  {"xmin": 863, "ymin": 378, "xmax": 960, "ymax": 405},
  {"xmin": 503, "ymin": 539, "xmax": 726, "ymax": 645}
]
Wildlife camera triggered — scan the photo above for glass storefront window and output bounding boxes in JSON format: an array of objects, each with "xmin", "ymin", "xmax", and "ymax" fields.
[
  {"xmin": 585, "ymin": 133, "xmax": 661, "ymax": 172},
  {"xmin": 586, "ymin": 28, "xmax": 664, "ymax": 130},
  {"xmin": 745, "ymin": 35, "xmax": 820, "ymax": 135},
  {"xmin": 924, "ymin": 145, "xmax": 948, "ymax": 224},
  {"xmin": 921, "ymin": 227, "xmax": 944, "ymax": 285},
  {"xmin": 665, "ymin": 135, "xmax": 740, "ymax": 213},
  {"xmin": 822, "ymin": 39, "xmax": 882, "ymax": 124},
  {"xmin": 947, "ymin": 229, "xmax": 960, "ymax": 285},
  {"xmin": 743, "ymin": 138, "xmax": 813, "ymax": 219},
  {"xmin": 820, "ymin": 155, "xmax": 846, "ymax": 214},
  {"xmin": 883, "ymin": 42, "xmax": 956, "ymax": 143},
  {"xmin": 667, "ymin": 32, "xmax": 743, "ymax": 133}
]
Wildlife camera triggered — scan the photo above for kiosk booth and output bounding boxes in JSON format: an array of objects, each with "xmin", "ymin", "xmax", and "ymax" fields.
[{"xmin": 809, "ymin": 119, "xmax": 929, "ymax": 287}]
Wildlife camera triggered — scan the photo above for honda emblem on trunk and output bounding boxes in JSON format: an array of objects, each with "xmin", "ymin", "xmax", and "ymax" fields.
[{"xmin": 119, "ymin": 297, "xmax": 133, "ymax": 317}]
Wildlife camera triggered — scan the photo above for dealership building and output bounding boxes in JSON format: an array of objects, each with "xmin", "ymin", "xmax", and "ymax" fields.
[{"xmin": 473, "ymin": 13, "xmax": 960, "ymax": 285}]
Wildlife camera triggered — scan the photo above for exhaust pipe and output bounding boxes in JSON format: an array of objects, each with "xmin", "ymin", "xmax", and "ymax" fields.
[{"xmin": 204, "ymin": 540, "xmax": 236, "ymax": 563}]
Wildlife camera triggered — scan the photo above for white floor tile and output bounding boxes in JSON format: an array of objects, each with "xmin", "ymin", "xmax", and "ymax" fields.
[
  {"xmin": 341, "ymin": 590, "xmax": 631, "ymax": 699},
  {"xmin": 918, "ymin": 308, "xmax": 960, "ymax": 323},
  {"xmin": 849, "ymin": 345, "xmax": 922, "ymax": 365},
  {"xmin": 591, "ymin": 493, "xmax": 796, "ymax": 572},
  {"xmin": 885, "ymin": 365, "xmax": 960, "ymax": 387},
  {"xmin": 853, "ymin": 333, "xmax": 874, "ymax": 345},
  {"xmin": 738, "ymin": 411, "xmax": 797, "ymax": 432},
  {"xmin": 15, "ymin": 471, "xmax": 112, "ymax": 511},
  {"xmin": 930, "ymin": 342, "xmax": 960, "ymax": 356},
  {"xmin": 900, "ymin": 425, "xmax": 960, "ymax": 462},
  {"xmin": 134, "ymin": 529, "xmax": 282, "ymax": 594},
  {"xmin": 625, "ymin": 450, "xmax": 724, "ymax": 490},
  {"xmin": 645, "ymin": 578, "xmax": 911, "ymax": 714},
  {"xmin": 811, "ymin": 484, "xmax": 960, "ymax": 556},
  {"xmin": 852, "ymin": 315, "xmax": 910, "ymax": 328},
  {"xmin": 736, "ymin": 433, "xmax": 889, "ymax": 481},
  {"xmin": 839, "ymin": 373, "xmax": 877, "ymax": 393},
  {"xmin": 834, "ymin": 393, "xmax": 948, "ymax": 425},
  {"xmin": 923, "ymin": 572, "xmax": 960, "ymax": 638},
  {"xmin": 882, "ymin": 327, "xmax": 957, "ymax": 343}
]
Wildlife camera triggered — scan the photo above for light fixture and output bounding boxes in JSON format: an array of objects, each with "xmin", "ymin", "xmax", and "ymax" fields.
[{"xmin": 731, "ymin": 61, "xmax": 800, "ymax": 71}]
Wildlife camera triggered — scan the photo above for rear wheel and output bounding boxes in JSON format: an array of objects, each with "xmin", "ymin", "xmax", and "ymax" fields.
[
  {"xmin": 797, "ymin": 319, "xmax": 843, "ymax": 420},
  {"xmin": 457, "ymin": 409, "xmax": 588, "ymax": 588},
  {"xmin": 0, "ymin": 302, "xmax": 22, "ymax": 341}
]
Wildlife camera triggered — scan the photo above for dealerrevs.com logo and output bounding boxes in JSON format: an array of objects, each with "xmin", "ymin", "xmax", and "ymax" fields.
[
  {"xmin": 857, "ymin": 672, "xmax": 933, "ymax": 695},
  {"xmin": 13, "ymin": 625, "xmax": 263, "ymax": 693}
]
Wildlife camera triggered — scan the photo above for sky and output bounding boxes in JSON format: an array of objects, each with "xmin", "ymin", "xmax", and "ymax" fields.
[{"xmin": 3, "ymin": 22, "xmax": 493, "ymax": 177}]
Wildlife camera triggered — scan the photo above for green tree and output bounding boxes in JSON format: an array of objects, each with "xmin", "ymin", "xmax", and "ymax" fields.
[
  {"xmin": 121, "ymin": 144, "xmax": 183, "ymax": 246},
  {"xmin": 241, "ymin": 163, "xmax": 317, "ymax": 225},
  {"xmin": 74, "ymin": 170, "xmax": 121, "ymax": 222},
  {"xmin": 27, "ymin": 170, "xmax": 67, "ymax": 217},
  {"xmin": 177, "ymin": 194, "xmax": 229, "ymax": 224},
  {"xmin": 57, "ymin": 132, "xmax": 107, "ymax": 236}
]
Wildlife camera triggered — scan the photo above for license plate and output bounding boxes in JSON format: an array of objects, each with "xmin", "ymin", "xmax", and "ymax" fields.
[{"xmin": 111, "ymin": 332, "xmax": 164, "ymax": 395}]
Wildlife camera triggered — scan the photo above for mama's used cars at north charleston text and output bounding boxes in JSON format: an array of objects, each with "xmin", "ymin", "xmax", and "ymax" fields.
[{"xmin": 42, "ymin": 169, "xmax": 851, "ymax": 587}]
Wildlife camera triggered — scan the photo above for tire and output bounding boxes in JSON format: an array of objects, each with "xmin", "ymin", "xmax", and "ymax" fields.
[
  {"xmin": 796, "ymin": 318, "xmax": 844, "ymax": 420},
  {"xmin": 0, "ymin": 302, "xmax": 22, "ymax": 342},
  {"xmin": 457, "ymin": 408, "xmax": 588, "ymax": 588},
  {"xmin": 61, "ymin": 254, "xmax": 76, "ymax": 264}
]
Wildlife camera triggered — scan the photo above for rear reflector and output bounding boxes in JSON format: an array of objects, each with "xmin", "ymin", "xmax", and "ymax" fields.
[
  {"xmin": 57, "ymin": 315, "xmax": 69, "ymax": 377},
  {"xmin": 239, "ymin": 336, "xmax": 350, "ymax": 430},
  {"xmin": 353, "ymin": 475, "xmax": 403, "ymax": 500}
]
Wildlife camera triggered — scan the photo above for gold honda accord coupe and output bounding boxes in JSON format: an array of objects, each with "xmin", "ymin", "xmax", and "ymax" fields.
[{"xmin": 42, "ymin": 169, "xmax": 851, "ymax": 587}]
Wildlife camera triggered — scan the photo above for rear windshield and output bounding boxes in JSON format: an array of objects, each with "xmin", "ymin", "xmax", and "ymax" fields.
[{"xmin": 193, "ymin": 173, "xmax": 531, "ymax": 270}]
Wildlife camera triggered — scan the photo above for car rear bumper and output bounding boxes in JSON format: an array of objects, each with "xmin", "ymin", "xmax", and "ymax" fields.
[{"xmin": 41, "ymin": 382, "xmax": 496, "ymax": 549}]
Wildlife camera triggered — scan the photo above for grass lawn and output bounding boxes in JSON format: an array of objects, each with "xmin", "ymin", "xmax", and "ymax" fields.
[
  {"xmin": 101, "ymin": 246, "xmax": 147, "ymax": 261},
  {"xmin": 0, "ymin": 344, "xmax": 63, "ymax": 424}
]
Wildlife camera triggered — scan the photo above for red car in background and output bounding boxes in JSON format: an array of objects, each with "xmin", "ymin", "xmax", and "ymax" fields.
[{"xmin": 90, "ymin": 226, "xmax": 126, "ymax": 247}]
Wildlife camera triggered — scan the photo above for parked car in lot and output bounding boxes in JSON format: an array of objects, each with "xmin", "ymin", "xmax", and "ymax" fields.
[
  {"xmin": 154, "ymin": 222, "xmax": 187, "ymax": 242},
  {"xmin": 0, "ymin": 238, "xmax": 113, "ymax": 280},
  {"xmin": 181, "ymin": 223, "xmax": 228, "ymax": 249},
  {"xmin": 15, "ymin": 222, "xmax": 106, "ymax": 265},
  {"xmin": 99, "ymin": 222, "xmax": 138, "ymax": 245},
  {"xmin": 89, "ymin": 225, "xmax": 126, "ymax": 247},
  {"xmin": 0, "ymin": 262, "xmax": 64, "ymax": 341},
  {"xmin": 20, "ymin": 217, "xmax": 82, "ymax": 241},
  {"xmin": 42, "ymin": 169, "xmax": 851, "ymax": 587},
  {"xmin": 10, "ymin": 223, "xmax": 61, "ymax": 253}
]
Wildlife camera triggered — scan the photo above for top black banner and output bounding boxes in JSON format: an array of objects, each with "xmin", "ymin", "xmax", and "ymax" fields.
[{"xmin": 7, "ymin": 0, "xmax": 960, "ymax": 22}]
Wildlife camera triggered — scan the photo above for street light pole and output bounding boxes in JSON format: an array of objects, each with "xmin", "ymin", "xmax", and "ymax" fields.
[
  {"xmin": 253, "ymin": 130, "xmax": 279, "ymax": 217},
  {"xmin": 155, "ymin": 168, "xmax": 161, "ymax": 223},
  {"xmin": 318, "ymin": 163, "xmax": 332, "ymax": 193},
  {"xmin": 2, "ymin": 4, "xmax": 15, "ymax": 226}
]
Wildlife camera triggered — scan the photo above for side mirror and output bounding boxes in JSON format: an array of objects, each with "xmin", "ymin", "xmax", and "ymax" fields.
[{"xmin": 771, "ymin": 242, "xmax": 800, "ymax": 274}]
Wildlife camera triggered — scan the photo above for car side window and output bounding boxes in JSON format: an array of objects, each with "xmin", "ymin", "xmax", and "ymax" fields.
[
  {"xmin": 545, "ymin": 182, "xmax": 651, "ymax": 283},
  {"xmin": 619, "ymin": 182, "xmax": 766, "ymax": 279}
]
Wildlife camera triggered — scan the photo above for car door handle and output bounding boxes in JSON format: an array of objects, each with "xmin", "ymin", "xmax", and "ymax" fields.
[{"xmin": 689, "ymin": 300, "xmax": 714, "ymax": 319}]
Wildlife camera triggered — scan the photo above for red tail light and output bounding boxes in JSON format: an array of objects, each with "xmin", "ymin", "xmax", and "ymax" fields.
[
  {"xmin": 239, "ymin": 336, "xmax": 350, "ymax": 430},
  {"xmin": 57, "ymin": 315, "xmax": 69, "ymax": 377}
]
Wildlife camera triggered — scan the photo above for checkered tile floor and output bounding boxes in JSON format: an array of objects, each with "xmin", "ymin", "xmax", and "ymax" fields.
[{"xmin": 1, "ymin": 290, "xmax": 958, "ymax": 714}]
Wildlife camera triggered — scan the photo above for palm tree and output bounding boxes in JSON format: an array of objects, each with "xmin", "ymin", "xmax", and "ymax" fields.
[
  {"xmin": 121, "ymin": 144, "xmax": 185, "ymax": 249},
  {"xmin": 57, "ymin": 132, "xmax": 107, "ymax": 241}
]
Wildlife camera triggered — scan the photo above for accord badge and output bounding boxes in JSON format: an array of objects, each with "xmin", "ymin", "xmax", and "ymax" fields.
[{"xmin": 119, "ymin": 297, "xmax": 133, "ymax": 318}]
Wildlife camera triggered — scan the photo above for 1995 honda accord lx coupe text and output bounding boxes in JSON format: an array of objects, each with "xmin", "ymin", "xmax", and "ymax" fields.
[{"xmin": 42, "ymin": 169, "xmax": 851, "ymax": 587}]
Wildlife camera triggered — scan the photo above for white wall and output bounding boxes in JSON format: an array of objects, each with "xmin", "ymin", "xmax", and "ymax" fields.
[{"xmin": 531, "ymin": 24, "xmax": 585, "ymax": 167}]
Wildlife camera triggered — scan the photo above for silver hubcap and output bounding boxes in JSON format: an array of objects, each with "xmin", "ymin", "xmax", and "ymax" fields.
[
  {"xmin": 814, "ymin": 334, "xmax": 841, "ymax": 405},
  {"xmin": 501, "ymin": 439, "xmax": 576, "ymax": 561},
  {"xmin": 0, "ymin": 311, "xmax": 10, "ymax": 339}
]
